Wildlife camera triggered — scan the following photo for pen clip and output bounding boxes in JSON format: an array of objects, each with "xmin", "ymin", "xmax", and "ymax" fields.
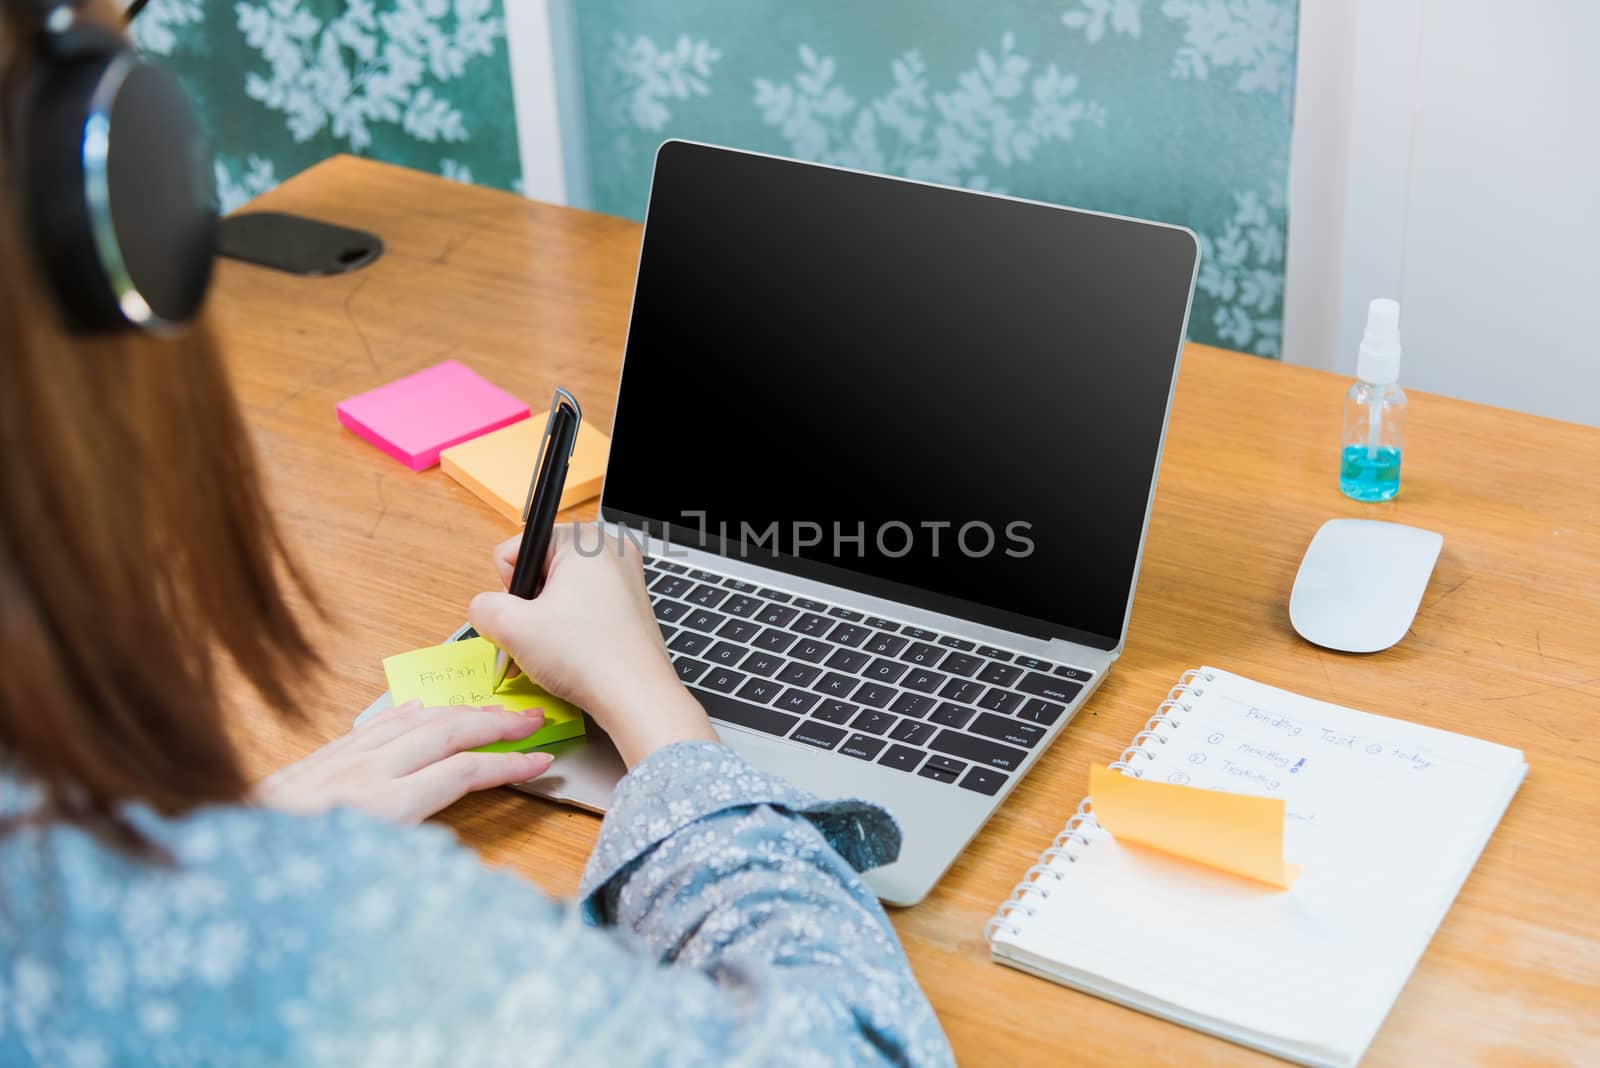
[{"xmin": 522, "ymin": 387, "xmax": 582, "ymax": 523}]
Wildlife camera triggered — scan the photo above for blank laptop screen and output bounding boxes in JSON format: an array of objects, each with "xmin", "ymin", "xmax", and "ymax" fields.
[{"xmin": 601, "ymin": 141, "xmax": 1198, "ymax": 651}]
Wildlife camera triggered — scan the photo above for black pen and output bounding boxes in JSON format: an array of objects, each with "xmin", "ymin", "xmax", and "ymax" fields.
[{"xmin": 492, "ymin": 386, "xmax": 581, "ymax": 691}]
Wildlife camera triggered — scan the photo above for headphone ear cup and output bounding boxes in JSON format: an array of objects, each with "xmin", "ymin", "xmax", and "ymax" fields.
[{"xmin": 21, "ymin": 37, "xmax": 217, "ymax": 332}]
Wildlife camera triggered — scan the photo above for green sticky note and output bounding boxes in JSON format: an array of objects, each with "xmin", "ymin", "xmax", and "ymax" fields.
[{"xmin": 382, "ymin": 637, "xmax": 585, "ymax": 752}]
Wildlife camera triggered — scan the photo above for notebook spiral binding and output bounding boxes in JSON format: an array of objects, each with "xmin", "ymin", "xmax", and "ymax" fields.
[{"xmin": 983, "ymin": 669, "xmax": 1216, "ymax": 945}]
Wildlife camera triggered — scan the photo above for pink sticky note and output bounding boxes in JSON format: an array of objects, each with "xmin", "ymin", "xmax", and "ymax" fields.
[{"xmin": 335, "ymin": 360, "xmax": 530, "ymax": 471}]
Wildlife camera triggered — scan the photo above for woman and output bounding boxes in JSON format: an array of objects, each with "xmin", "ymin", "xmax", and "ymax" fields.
[{"xmin": 0, "ymin": 4, "xmax": 952, "ymax": 1064}]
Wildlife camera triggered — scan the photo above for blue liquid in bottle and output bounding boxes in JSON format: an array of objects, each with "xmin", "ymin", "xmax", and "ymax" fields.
[{"xmin": 1338, "ymin": 444, "xmax": 1402, "ymax": 501}]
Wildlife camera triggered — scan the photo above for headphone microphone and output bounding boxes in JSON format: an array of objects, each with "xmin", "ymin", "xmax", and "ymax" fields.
[{"xmin": 8, "ymin": 0, "xmax": 217, "ymax": 333}]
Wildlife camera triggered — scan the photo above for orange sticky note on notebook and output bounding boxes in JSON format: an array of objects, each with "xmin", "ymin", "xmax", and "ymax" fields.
[
  {"xmin": 440, "ymin": 418, "xmax": 610, "ymax": 523},
  {"xmin": 1089, "ymin": 763, "xmax": 1301, "ymax": 889}
]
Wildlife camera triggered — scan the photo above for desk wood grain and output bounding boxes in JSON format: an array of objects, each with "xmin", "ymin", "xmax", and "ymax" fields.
[{"xmin": 212, "ymin": 156, "xmax": 1600, "ymax": 1066}]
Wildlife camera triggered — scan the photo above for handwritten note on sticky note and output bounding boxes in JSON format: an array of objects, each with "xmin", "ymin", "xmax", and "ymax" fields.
[
  {"xmin": 1090, "ymin": 763, "xmax": 1301, "ymax": 889},
  {"xmin": 440, "ymin": 417, "xmax": 610, "ymax": 524},
  {"xmin": 382, "ymin": 637, "xmax": 585, "ymax": 752}
]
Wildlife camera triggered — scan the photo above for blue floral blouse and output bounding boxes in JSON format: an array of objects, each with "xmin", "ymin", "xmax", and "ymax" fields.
[{"xmin": 0, "ymin": 742, "xmax": 955, "ymax": 1066}]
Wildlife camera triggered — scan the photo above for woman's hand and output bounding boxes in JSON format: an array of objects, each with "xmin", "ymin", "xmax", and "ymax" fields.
[
  {"xmin": 256, "ymin": 703, "xmax": 555, "ymax": 824},
  {"xmin": 467, "ymin": 526, "xmax": 718, "ymax": 769}
]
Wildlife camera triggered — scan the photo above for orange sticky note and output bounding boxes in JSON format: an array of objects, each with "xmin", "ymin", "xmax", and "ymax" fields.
[
  {"xmin": 1089, "ymin": 763, "xmax": 1301, "ymax": 889},
  {"xmin": 440, "ymin": 418, "xmax": 609, "ymax": 523}
]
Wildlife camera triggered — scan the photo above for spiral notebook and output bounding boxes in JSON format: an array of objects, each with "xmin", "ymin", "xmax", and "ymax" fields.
[{"xmin": 986, "ymin": 667, "xmax": 1527, "ymax": 1068}]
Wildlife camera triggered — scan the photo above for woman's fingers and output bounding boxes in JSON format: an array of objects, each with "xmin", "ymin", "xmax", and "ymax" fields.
[
  {"xmin": 369, "ymin": 705, "xmax": 546, "ymax": 777},
  {"xmin": 492, "ymin": 534, "xmax": 521, "ymax": 589},
  {"xmin": 391, "ymin": 750, "xmax": 554, "ymax": 823}
]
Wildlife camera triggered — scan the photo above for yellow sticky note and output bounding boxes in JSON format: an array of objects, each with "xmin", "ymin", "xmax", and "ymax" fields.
[
  {"xmin": 382, "ymin": 637, "xmax": 585, "ymax": 753},
  {"xmin": 1089, "ymin": 763, "xmax": 1301, "ymax": 889},
  {"xmin": 440, "ymin": 418, "xmax": 609, "ymax": 524}
]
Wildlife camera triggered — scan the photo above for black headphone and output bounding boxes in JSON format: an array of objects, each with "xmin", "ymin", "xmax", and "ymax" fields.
[{"xmin": 7, "ymin": 0, "xmax": 217, "ymax": 333}]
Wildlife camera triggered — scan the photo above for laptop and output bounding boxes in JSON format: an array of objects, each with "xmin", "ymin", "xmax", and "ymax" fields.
[{"xmin": 362, "ymin": 141, "xmax": 1199, "ymax": 906}]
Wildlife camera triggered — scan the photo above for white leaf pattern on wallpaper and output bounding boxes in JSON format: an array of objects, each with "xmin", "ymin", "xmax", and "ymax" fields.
[
  {"xmin": 1196, "ymin": 174, "xmax": 1287, "ymax": 356},
  {"xmin": 214, "ymin": 155, "xmax": 279, "ymax": 215},
  {"xmin": 235, "ymin": 0, "xmax": 505, "ymax": 151},
  {"xmin": 606, "ymin": 34, "xmax": 722, "ymax": 132},
  {"xmin": 1062, "ymin": 0, "xmax": 1148, "ymax": 43},
  {"xmin": 753, "ymin": 35, "xmax": 1105, "ymax": 193},
  {"xmin": 127, "ymin": 0, "xmax": 204, "ymax": 58}
]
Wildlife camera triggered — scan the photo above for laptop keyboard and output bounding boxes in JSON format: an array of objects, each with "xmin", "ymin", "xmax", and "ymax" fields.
[{"xmin": 644, "ymin": 556, "xmax": 1094, "ymax": 796}]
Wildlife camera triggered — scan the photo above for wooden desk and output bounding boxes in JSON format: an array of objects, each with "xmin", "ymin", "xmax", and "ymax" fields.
[{"xmin": 214, "ymin": 157, "xmax": 1600, "ymax": 1066}]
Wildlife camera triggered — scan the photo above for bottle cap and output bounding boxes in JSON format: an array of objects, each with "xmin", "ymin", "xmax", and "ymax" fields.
[{"xmin": 1357, "ymin": 298, "xmax": 1402, "ymax": 384}]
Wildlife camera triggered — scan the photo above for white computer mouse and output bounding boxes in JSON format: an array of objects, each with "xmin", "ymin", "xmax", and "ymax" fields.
[{"xmin": 1289, "ymin": 519, "xmax": 1444, "ymax": 653}]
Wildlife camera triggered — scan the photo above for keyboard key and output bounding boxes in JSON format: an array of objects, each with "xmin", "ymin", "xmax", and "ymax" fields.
[
  {"xmin": 976, "ymin": 645, "xmax": 1012, "ymax": 661},
  {"xmin": 706, "ymin": 641, "xmax": 746, "ymax": 666},
  {"xmin": 1017, "ymin": 672, "xmax": 1083, "ymax": 704},
  {"xmin": 862, "ymin": 657, "xmax": 909, "ymax": 684},
  {"xmin": 878, "ymin": 744, "xmax": 925, "ymax": 773},
  {"xmin": 929, "ymin": 702, "xmax": 975, "ymax": 729},
  {"xmin": 824, "ymin": 648, "xmax": 871, "ymax": 673},
  {"xmin": 850, "ymin": 709, "xmax": 897, "ymax": 735},
  {"xmin": 702, "ymin": 667, "xmax": 745, "ymax": 694},
  {"xmin": 977, "ymin": 661, "xmax": 1023, "ymax": 687},
  {"xmin": 687, "ymin": 583, "xmax": 728, "ymax": 608},
  {"xmin": 777, "ymin": 662, "xmax": 822, "ymax": 687},
  {"xmin": 839, "ymin": 734, "xmax": 886, "ymax": 761},
  {"xmin": 670, "ymin": 632, "xmax": 711, "ymax": 655},
  {"xmin": 683, "ymin": 608, "xmax": 726, "ymax": 633},
  {"xmin": 1053, "ymin": 665, "xmax": 1096, "ymax": 683},
  {"xmin": 826, "ymin": 623, "xmax": 870, "ymax": 647},
  {"xmin": 1015, "ymin": 656, "xmax": 1056, "ymax": 672},
  {"xmin": 939, "ymin": 678, "xmax": 984, "ymax": 704},
  {"xmin": 959, "ymin": 766, "xmax": 1008, "ymax": 796},
  {"xmin": 688, "ymin": 569, "xmax": 721, "ymax": 582},
  {"xmin": 721, "ymin": 594, "xmax": 761, "ymax": 618},
  {"xmin": 1017, "ymin": 698, "xmax": 1066, "ymax": 726},
  {"xmin": 970, "ymin": 712, "xmax": 1047, "ymax": 748},
  {"xmin": 863, "ymin": 616, "xmax": 898, "ymax": 632},
  {"xmin": 722, "ymin": 578, "xmax": 758, "ymax": 593},
  {"xmin": 653, "ymin": 600, "xmax": 689, "ymax": 623},
  {"xmin": 757, "ymin": 587, "xmax": 792, "ymax": 602},
  {"xmin": 790, "ymin": 638, "xmax": 832, "ymax": 663},
  {"xmin": 814, "ymin": 671, "xmax": 859, "ymax": 698},
  {"xmin": 939, "ymin": 652, "xmax": 982, "ymax": 677},
  {"xmin": 756, "ymin": 603, "xmax": 798, "ymax": 627},
  {"xmin": 812, "ymin": 699, "xmax": 857, "ymax": 724},
  {"xmin": 938, "ymin": 636, "xmax": 975, "ymax": 651},
  {"xmin": 655, "ymin": 559, "xmax": 689, "ymax": 575},
  {"xmin": 889, "ymin": 719, "xmax": 937, "ymax": 746},
  {"xmin": 716, "ymin": 618, "xmax": 762, "ymax": 644},
  {"xmin": 674, "ymin": 658, "xmax": 710, "ymax": 683},
  {"xmin": 900, "ymin": 642, "xmax": 944, "ymax": 666},
  {"xmin": 902, "ymin": 668, "xmax": 946, "ymax": 693},
  {"xmin": 738, "ymin": 651, "xmax": 784, "ymax": 677},
  {"xmin": 791, "ymin": 721, "xmax": 846, "ymax": 750},
  {"xmin": 901, "ymin": 626, "xmax": 937, "ymax": 641},
  {"xmin": 774, "ymin": 688, "xmax": 820, "ymax": 714},
  {"xmin": 853, "ymin": 682, "xmax": 896, "ymax": 708},
  {"xmin": 658, "ymin": 625, "xmax": 678, "ymax": 643},
  {"xmin": 889, "ymin": 692, "xmax": 935, "ymax": 718},
  {"xmin": 650, "ymin": 575, "xmax": 694, "ymax": 599},
  {"xmin": 930, "ymin": 729, "xmax": 1028, "ymax": 771},
  {"xmin": 754, "ymin": 628, "xmax": 798, "ymax": 653},
  {"xmin": 827, "ymin": 606, "xmax": 864, "ymax": 621},
  {"xmin": 918, "ymin": 755, "xmax": 965, "ymax": 783},
  {"xmin": 863, "ymin": 633, "xmax": 908, "ymax": 657},
  {"xmin": 794, "ymin": 597, "xmax": 828, "ymax": 612},
  {"xmin": 736, "ymin": 677, "xmax": 783, "ymax": 704},
  {"xmin": 792, "ymin": 612, "xmax": 833, "ymax": 636},
  {"xmin": 978, "ymin": 688, "xmax": 1026, "ymax": 714},
  {"xmin": 692, "ymin": 686, "xmax": 799, "ymax": 738}
]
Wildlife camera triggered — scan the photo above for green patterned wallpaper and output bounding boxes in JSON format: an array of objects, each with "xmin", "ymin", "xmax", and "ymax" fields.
[
  {"xmin": 132, "ymin": 0, "xmax": 1299, "ymax": 356},
  {"xmin": 576, "ymin": 0, "xmax": 1300, "ymax": 356},
  {"xmin": 129, "ymin": 0, "xmax": 524, "ymax": 208}
]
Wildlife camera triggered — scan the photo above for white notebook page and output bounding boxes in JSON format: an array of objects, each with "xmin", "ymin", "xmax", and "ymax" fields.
[{"xmin": 993, "ymin": 668, "xmax": 1527, "ymax": 1063}]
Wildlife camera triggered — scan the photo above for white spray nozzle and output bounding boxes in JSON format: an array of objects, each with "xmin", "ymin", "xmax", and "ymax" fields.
[{"xmin": 1357, "ymin": 298, "xmax": 1402, "ymax": 385}]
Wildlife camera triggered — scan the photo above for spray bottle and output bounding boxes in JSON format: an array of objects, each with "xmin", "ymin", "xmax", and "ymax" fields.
[{"xmin": 1339, "ymin": 298, "xmax": 1406, "ymax": 501}]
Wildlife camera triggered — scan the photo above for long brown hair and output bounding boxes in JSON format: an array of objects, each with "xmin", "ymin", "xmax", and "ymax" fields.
[{"xmin": 1, "ymin": 0, "xmax": 318, "ymax": 852}]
